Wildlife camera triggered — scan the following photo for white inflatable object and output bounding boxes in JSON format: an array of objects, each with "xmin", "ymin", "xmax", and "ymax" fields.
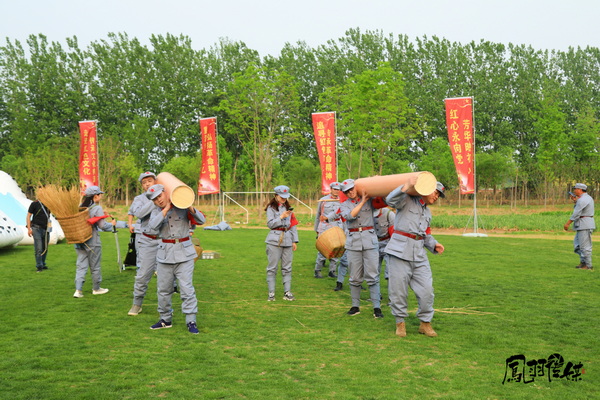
[
  {"xmin": 0, "ymin": 208, "xmax": 23, "ymax": 248},
  {"xmin": 0, "ymin": 171, "xmax": 65, "ymax": 245}
]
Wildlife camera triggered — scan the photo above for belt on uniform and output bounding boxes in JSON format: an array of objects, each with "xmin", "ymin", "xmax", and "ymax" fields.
[
  {"xmin": 161, "ymin": 237, "xmax": 190, "ymax": 244},
  {"xmin": 143, "ymin": 233, "xmax": 158, "ymax": 240},
  {"xmin": 348, "ymin": 226, "xmax": 373, "ymax": 232},
  {"xmin": 273, "ymin": 227, "xmax": 289, "ymax": 231},
  {"xmin": 581, "ymin": 216, "xmax": 594, "ymax": 218},
  {"xmin": 394, "ymin": 230, "xmax": 425, "ymax": 240},
  {"xmin": 378, "ymin": 234, "xmax": 391, "ymax": 241}
]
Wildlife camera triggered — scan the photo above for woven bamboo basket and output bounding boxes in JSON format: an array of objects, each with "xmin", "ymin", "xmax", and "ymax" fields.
[
  {"xmin": 316, "ymin": 226, "xmax": 346, "ymax": 259},
  {"xmin": 57, "ymin": 208, "xmax": 92, "ymax": 244},
  {"xmin": 192, "ymin": 237, "xmax": 203, "ymax": 262}
]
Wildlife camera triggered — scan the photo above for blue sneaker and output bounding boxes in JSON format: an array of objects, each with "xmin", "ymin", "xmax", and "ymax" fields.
[
  {"xmin": 187, "ymin": 321, "xmax": 199, "ymax": 334},
  {"xmin": 150, "ymin": 319, "xmax": 172, "ymax": 330}
]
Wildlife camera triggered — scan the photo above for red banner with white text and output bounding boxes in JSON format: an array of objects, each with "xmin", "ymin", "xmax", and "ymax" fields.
[
  {"xmin": 198, "ymin": 117, "xmax": 220, "ymax": 195},
  {"xmin": 78, "ymin": 120, "xmax": 99, "ymax": 193},
  {"xmin": 312, "ymin": 112, "xmax": 337, "ymax": 194},
  {"xmin": 445, "ymin": 97, "xmax": 475, "ymax": 194}
]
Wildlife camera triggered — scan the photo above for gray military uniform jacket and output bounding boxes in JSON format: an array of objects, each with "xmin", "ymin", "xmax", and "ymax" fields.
[
  {"xmin": 339, "ymin": 197, "xmax": 377, "ymax": 251},
  {"xmin": 570, "ymin": 192, "xmax": 595, "ymax": 231},
  {"xmin": 148, "ymin": 207, "xmax": 206, "ymax": 264},
  {"xmin": 265, "ymin": 205, "xmax": 299, "ymax": 246},
  {"xmin": 80, "ymin": 204, "xmax": 114, "ymax": 248},
  {"xmin": 384, "ymin": 185, "xmax": 440, "ymax": 262},
  {"xmin": 128, "ymin": 194, "xmax": 160, "ymax": 236},
  {"xmin": 314, "ymin": 195, "xmax": 344, "ymax": 234}
]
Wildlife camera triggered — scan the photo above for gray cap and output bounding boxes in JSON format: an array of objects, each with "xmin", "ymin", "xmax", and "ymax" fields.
[
  {"xmin": 573, "ymin": 183, "xmax": 587, "ymax": 191},
  {"xmin": 274, "ymin": 185, "xmax": 291, "ymax": 199},
  {"xmin": 436, "ymin": 182, "xmax": 446, "ymax": 198},
  {"xmin": 330, "ymin": 182, "xmax": 341, "ymax": 190},
  {"xmin": 146, "ymin": 184, "xmax": 165, "ymax": 200},
  {"xmin": 138, "ymin": 171, "xmax": 156, "ymax": 183},
  {"xmin": 340, "ymin": 179, "xmax": 355, "ymax": 192},
  {"xmin": 84, "ymin": 186, "xmax": 104, "ymax": 196}
]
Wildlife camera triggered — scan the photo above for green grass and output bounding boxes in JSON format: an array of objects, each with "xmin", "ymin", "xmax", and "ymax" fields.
[{"xmin": 1, "ymin": 229, "xmax": 598, "ymax": 399}]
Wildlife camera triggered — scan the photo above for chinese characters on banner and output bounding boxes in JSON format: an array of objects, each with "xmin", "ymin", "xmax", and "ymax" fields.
[
  {"xmin": 311, "ymin": 112, "xmax": 337, "ymax": 194},
  {"xmin": 445, "ymin": 97, "xmax": 475, "ymax": 194},
  {"xmin": 198, "ymin": 117, "xmax": 220, "ymax": 195},
  {"xmin": 78, "ymin": 120, "xmax": 99, "ymax": 193}
]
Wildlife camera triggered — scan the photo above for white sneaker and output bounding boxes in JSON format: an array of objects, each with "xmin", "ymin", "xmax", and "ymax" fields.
[
  {"xmin": 92, "ymin": 288, "xmax": 109, "ymax": 295},
  {"xmin": 128, "ymin": 305, "xmax": 142, "ymax": 316},
  {"xmin": 73, "ymin": 290, "xmax": 84, "ymax": 298}
]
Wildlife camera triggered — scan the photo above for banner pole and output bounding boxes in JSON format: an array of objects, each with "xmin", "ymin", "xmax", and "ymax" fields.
[{"xmin": 464, "ymin": 96, "xmax": 486, "ymax": 237}]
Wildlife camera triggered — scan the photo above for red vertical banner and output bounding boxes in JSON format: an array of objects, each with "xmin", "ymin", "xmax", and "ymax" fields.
[
  {"xmin": 312, "ymin": 112, "xmax": 337, "ymax": 194},
  {"xmin": 445, "ymin": 97, "xmax": 475, "ymax": 194},
  {"xmin": 78, "ymin": 120, "xmax": 99, "ymax": 193},
  {"xmin": 198, "ymin": 117, "xmax": 220, "ymax": 195}
]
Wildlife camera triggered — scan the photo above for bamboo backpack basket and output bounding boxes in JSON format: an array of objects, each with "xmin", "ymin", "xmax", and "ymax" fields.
[
  {"xmin": 57, "ymin": 208, "xmax": 92, "ymax": 244},
  {"xmin": 316, "ymin": 226, "xmax": 346, "ymax": 259}
]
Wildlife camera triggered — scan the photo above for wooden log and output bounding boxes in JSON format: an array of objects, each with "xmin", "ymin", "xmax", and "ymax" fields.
[
  {"xmin": 354, "ymin": 171, "xmax": 437, "ymax": 198},
  {"xmin": 156, "ymin": 172, "xmax": 195, "ymax": 209}
]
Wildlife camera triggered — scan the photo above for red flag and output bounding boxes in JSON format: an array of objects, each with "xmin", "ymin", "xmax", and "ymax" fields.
[
  {"xmin": 198, "ymin": 117, "xmax": 220, "ymax": 195},
  {"xmin": 444, "ymin": 97, "xmax": 475, "ymax": 194},
  {"xmin": 79, "ymin": 120, "xmax": 99, "ymax": 193},
  {"xmin": 312, "ymin": 112, "xmax": 337, "ymax": 194}
]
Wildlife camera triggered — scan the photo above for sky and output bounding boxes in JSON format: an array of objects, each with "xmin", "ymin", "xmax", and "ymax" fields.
[{"xmin": 0, "ymin": 0, "xmax": 598, "ymax": 56}]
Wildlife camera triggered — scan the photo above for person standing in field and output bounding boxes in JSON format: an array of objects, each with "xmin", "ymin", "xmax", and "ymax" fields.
[
  {"xmin": 146, "ymin": 184, "xmax": 206, "ymax": 334},
  {"xmin": 26, "ymin": 197, "xmax": 52, "ymax": 273},
  {"xmin": 126, "ymin": 171, "xmax": 160, "ymax": 316},
  {"xmin": 314, "ymin": 181, "xmax": 343, "ymax": 279},
  {"xmin": 339, "ymin": 179, "xmax": 383, "ymax": 319},
  {"xmin": 384, "ymin": 178, "xmax": 446, "ymax": 337},
  {"xmin": 73, "ymin": 186, "xmax": 117, "ymax": 298},
  {"xmin": 265, "ymin": 185, "xmax": 299, "ymax": 302},
  {"xmin": 564, "ymin": 183, "xmax": 595, "ymax": 270}
]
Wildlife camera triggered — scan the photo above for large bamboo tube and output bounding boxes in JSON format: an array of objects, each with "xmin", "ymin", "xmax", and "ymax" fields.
[
  {"xmin": 354, "ymin": 171, "xmax": 437, "ymax": 198},
  {"xmin": 156, "ymin": 172, "xmax": 195, "ymax": 209}
]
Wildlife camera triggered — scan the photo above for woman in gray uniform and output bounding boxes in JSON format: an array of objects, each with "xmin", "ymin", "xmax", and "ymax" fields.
[
  {"xmin": 73, "ymin": 186, "xmax": 117, "ymax": 298},
  {"xmin": 265, "ymin": 185, "xmax": 299, "ymax": 301}
]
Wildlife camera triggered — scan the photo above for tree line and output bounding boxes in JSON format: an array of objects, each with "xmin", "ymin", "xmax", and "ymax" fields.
[{"xmin": 0, "ymin": 28, "xmax": 598, "ymax": 206}]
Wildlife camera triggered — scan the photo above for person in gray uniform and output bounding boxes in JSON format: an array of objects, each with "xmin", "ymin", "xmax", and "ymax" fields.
[
  {"xmin": 127, "ymin": 171, "xmax": 160, "ymax": 316},
  {"xmin": 265, "ymin": 185, "xmax": 299, "ymax": 301},
  {"xmin": 314, "ymin": 181, "xmax": 343, "ymax": 279},
  {"xmin": 374, "ymin": 206, "xmax": 395, "ymax": 280},
  {"xmin": 339, "ymin": 179, "xmax": 383, "ymax": 319},
  {"xmin": 73, "ymin": 186, "xmax": 118, "ymax": 298},
  {"xmin": 146, "ymin": 184, "xmax": 206, "ymax": 334},
  {"xmin": 564, "ymin": 183, "xmax": 595, "ymax": 270},
  {"xmin": 385, "ymin": 178, "xmax": 446, "ymax": 337}
]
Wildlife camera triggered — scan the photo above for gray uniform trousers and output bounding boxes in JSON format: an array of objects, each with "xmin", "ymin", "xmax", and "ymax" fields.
[
  {"xmin": 74, "ymin": 204, "xmax": 114, "ymax": 291},
  {"xmin": 157, "ymin": 259, "xmax": 197, "ymax": 324},
  {"xmin": 132, "ymin": 235, "xmax": 158, "ymax": 306},
  {"xmin": 266, "ymin": 244, "xmax": 293, "ymax": 293},
  {"xmin": 378, "ymin": 239, "xmax": 390, "ymax": 280},
  {"xmin": 387, "ymin": 255, "xmax": 434, "ymax": 323},
  {"xmin": 347, "ymin": 248, "xmax": 381, "ymax": 308},
  {"xmin": 336, "ymin": 251, "xmax": 349, "ymax": 284},
  {"xmin": 314, "ymin": 252, "xmax": 338, "ymax": 273},
  {"xmin": 575, "ymin": 230, "xmax": 593, "ymax": 267}
]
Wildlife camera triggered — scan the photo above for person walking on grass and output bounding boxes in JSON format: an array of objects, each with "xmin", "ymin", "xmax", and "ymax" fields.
[
  {"xmin": 384, "ymin": 178, "xmax": 446, "ymax": 337},
  {"xmin": 564, "ymin": 183, "xmax": 595, "ymax": 270},
  {"xmin": 126, "ymin": 171, "xmax": 160, "ymax": 316},
  {"xmin": 146, "ymin": 184, "xmax": 205, "ymax": 334},
  {"xmin": 265, "ymin": 185, "xmax": 299, "ymax": 302},
  {"xmin": 73, "ymin": 186, "xmax": 118, "ymax": 298},
  {"xmin": 26, "ymin": 197, "xmax": 52, "ymax": 273},
  {"xmin": 339, "ymin": 179, "xmax": 383, "ymax": 319}
]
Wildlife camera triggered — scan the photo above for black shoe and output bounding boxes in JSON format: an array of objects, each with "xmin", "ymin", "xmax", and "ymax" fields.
[
  {"xmin": 36, "ymin": 268, "xmax": 42, "ymax": 273},
  {"xmin": 328, "ymin": 271, "xmax": 337, "ymax": 278},
  {"xmin": 373, "ymin": 308, "xmax": 384, "ymax": 319},
  {"xmin": 314, "ymin": 271, "xmax": 323, "ymax": 279},
  {"xmin": 42, "ymin": 266, "xmax": 48, "ymax": 270},
  {"xmin": 334, "ymin": 282, "xmax": 343, "ymax": 291},
  {"xmin": 347, "ymin": 307, "xmax": 360, "ymax": 316}
]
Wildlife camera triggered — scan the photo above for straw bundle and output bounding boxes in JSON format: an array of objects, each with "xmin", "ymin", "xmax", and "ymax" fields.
[
  {"xmin": 36, "ymin": 185, "xmax": 91, "ymax": 243},
  {"xmin": 36, "ymin": 185, "xmax": 82, "ymax": 218}
]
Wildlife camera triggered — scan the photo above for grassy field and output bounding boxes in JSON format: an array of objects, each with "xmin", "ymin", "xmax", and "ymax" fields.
[{"xmin": 0, "ymin": 225, "xmax": 597, "ymax": 399}]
